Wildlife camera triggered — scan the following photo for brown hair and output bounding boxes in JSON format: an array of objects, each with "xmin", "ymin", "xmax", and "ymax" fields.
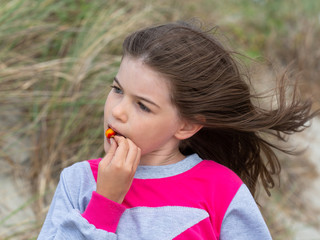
[{"xmin": 122, "ymin": 20, "xmax": 318, "ymax": 197}]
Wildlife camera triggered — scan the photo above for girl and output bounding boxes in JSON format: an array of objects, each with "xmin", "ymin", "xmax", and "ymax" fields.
[{"xmin": 38, "ymin": 21, "xmax": 317, "ymax": 239}]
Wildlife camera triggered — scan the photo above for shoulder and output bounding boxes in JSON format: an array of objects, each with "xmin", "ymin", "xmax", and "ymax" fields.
[
  {"xmin": 187, "ymin": 158, "xmax": 243, "ymax": 199},
  {"xmin": 42, "ymin": 160, "xmax": 99, "ymax": 216},
  {"xmin": 58, "ymin": 160, "xmax": 98, "ymax": 208},
  {"xmin": 221, "ymin": 184, "xmax": 272, "ymax": 239},
  {"xmin": 61, "ymin": 160, "xmax": 90, "ymax": 178},
  {"xmin": 189, "ymin": 159, "xmax": 244, "ymax": 237},
  {"xmin": 195, "ymin": 158, "xmax": 243, "ymax": 200},
  {"xmin": 60, "ymin": 160, "xmax": 98, "ymax": 186},
  {"xmin": 196, "ymin": 160, "xmax": 243, "ymax": 188},
  {"xmin": 199, "ymin": 160, "xmax": 243, "ymax": 214}
]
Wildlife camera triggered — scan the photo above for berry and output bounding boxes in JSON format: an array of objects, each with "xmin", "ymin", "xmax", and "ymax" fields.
[{"xmin": 105, "ymin": 128, "xmax": 116, "ymax": 139}]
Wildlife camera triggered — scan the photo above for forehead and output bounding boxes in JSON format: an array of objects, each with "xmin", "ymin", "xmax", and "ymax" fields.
[{"xmin": 117, "ymin": 57, "xmax": 173, "ymax": 104}]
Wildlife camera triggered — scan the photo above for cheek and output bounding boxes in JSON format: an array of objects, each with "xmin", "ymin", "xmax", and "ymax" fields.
[
  {"xmin": 103, "ymin": 94, "xmax": 113, "ymax": 153},
  {"xmin": 132, "ymin": 120, "xmax": 179, "ymax": 154},
  {"xmin": 104, "ymin": 94, "xmax": 113, "ymax": 120},
  {"xmin": 104, "ymin": 93, "xmax": 111, "ymax": 112}
]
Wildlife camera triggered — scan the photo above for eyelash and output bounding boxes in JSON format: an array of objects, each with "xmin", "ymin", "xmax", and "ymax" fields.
[
  {"xmin": 138, "ymin": 102, "xmax": 151, "ymax": 112},
  {"xmin": 110, "ymin": 85, "xmax": 122, "ymax": 94},
  {"xmin": 110, "ymin": 85, "xmax": 151, "ymax": 113}
]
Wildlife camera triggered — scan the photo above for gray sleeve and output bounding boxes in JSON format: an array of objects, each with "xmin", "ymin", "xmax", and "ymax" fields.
[
  {"xmin": 37, "ymin": 164, "xmax": 118, "ymax": 240},
  {"xmin": 220, "ymin": 184, "xmax": 272, "ymax": 240}
]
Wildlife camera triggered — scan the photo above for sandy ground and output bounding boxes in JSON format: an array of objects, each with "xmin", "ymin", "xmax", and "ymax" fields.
[
  {"xmin": 0, "ymin": 107, "xmax": 36, "ymax": 238},
  {"xmin": 291, "ymin": 117, "xmax": 320, "ymax": 239}
]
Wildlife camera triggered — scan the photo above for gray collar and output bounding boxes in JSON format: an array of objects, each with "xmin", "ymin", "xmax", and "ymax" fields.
[{"xmin": 134, "ymin": 153, "xmax": 202, "ymax": 179}]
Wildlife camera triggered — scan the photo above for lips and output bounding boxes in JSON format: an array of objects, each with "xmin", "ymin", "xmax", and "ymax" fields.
[{"xmin": 107, "ymin": 124, "xmax": 124, "ymax": 138}]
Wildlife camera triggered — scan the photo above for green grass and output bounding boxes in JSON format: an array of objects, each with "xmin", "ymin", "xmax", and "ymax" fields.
[{"xmin": 1, "ymin": 0, "xmax": 320, "ymax": 239}]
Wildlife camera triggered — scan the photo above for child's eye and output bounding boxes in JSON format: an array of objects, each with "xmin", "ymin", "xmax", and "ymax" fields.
[
  {"xmin": 138, "ymin": 102, "xmax": 151, "ymax": 113},
  {"xmin": 111, "ymin": 85, "xmax": 122, "ymax": 94}
]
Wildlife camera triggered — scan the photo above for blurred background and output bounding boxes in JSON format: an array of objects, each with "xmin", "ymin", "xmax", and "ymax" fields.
[{"xmin": 0, "ymin": 0, "xmax": 320, "ymax": 239}]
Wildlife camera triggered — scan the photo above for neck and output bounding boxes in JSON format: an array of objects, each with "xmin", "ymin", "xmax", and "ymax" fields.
[{"xmin": 139, "ymin": 148, "xmax": 185, "ymax": 166}]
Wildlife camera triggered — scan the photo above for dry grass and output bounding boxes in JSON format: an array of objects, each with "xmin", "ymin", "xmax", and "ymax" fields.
[{"xmin": 1, "ymin": 0, "xmax": 320, "ymax": 239}]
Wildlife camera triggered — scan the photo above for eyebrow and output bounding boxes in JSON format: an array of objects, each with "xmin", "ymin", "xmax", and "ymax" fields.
[{"xmin": 113, "ymin": 77, "xmax": 160, "ymax": 109}]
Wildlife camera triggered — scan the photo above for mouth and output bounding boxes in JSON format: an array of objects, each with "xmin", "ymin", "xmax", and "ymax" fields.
[
  {"xmin": 106, "ymin": 126, "xmax": 124, "ymax": 145},
  {"xmin": 107, "ymin": 125, "xmax": 124, "ymax": 138}
]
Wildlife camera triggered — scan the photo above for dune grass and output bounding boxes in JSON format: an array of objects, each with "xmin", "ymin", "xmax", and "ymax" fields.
[{"xmin": 0, "ymin": 0, "xmax": 320, "ymax": 239}]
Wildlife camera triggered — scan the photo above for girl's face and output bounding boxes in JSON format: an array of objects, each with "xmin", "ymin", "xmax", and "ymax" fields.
[{"xmin": 104, "ymin": 56, "xmax": 184, "ymax": 160}]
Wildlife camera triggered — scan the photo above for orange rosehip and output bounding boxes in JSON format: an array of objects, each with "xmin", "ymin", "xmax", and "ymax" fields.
[{"xmin": 105, "ymin": 128, "xmax": 116, "ymax": 139}]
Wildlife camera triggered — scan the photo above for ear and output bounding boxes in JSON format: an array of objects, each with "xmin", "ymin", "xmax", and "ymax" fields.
[{"xmin": 174, "ymin": 120, "xmax": 203, "ymax": 140}]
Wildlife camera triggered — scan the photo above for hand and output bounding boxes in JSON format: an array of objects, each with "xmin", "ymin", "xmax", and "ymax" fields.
[{"xmin": 96, "ymin": 136, "xmax": 141, "ymax": 203}]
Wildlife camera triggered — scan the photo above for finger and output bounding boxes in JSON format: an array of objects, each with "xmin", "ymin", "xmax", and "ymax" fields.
[
  {"xmin": 106, "ymin": 138, "xmax": 117, "ymax": 158},
  {"xmin": 132, "ymin": 147, "xmax": 141, "ymax": 172},
  {"xmin": 100, "ymin": 138, "xmax": 117, "ymax": 167},
  {"xmin": 113, "ymin": 135, "xmax": 123, "ymax": 144},
  {"xmin": 125, "ymin": 139, "xmax": 141, "ymax": 178},
  {"xmin": 125, "ymin": 138, "xmax": 140, "ymax": 166},
  {"xmin": 112, "ymin": 136, "xmax": 129, "ymax": 164}
]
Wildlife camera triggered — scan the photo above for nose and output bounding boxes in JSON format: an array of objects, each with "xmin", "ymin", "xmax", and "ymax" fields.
[{"xmin": 112, "ymin": 98, "xmax": 129, "ymax": 123}]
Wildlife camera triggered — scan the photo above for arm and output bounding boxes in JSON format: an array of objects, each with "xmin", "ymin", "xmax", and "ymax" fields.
[
  {"xmin": 38, "ymin": 136, "xmax": 140, "ymax": 240},
  {"xmin": 220, "ymin": 184, "xmax": 272, "ymax": 240},
  {"xmin": 38, "ymin": 167, "xmax": 124, "ymax": 240}
]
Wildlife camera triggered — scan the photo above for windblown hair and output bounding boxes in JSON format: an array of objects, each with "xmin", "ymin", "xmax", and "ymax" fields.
[{"xmin": 122, "ymin": 20, "xmax": 318, "ymax": 197}]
